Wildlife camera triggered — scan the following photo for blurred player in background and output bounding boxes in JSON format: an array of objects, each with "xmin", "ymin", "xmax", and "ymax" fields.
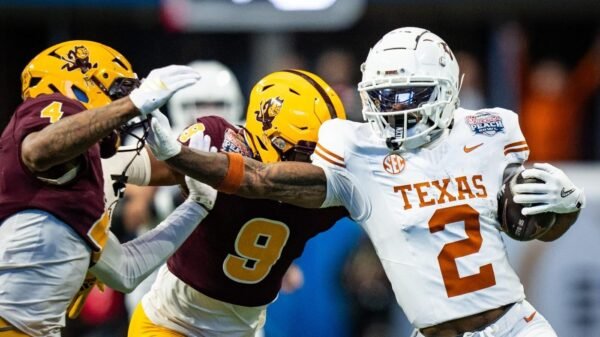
[
  {"xmin": 154, "ymin": 60, "xmax": 244, "ymax": 220},
  {"xmin": 0, "ymin": 40, "xmax": 212, "ymax": 337},
  {"xmin": 127, "ymin": 70, "xmax": 349, "ymax": 337},
  {"xmin": 149, "ymin": 27, "xmax": 585, "ymax": 337},
  {"xmin": 169, "ymin": 60, "xmax": 245, "ymax": 134}
]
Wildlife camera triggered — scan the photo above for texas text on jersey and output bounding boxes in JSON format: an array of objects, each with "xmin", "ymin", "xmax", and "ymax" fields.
[{"xmin": 313, "ymin": 107, "xmax": 528, "ymax": 328}]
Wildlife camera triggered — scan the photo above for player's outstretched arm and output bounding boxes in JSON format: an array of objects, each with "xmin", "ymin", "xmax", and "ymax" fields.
[
  {"xmin": 170, "ymin": 146, "xmax": 328, "ymax": 208},
  {"xmin": 22, "ymin": 97, "xmax": 138, "ymax": 172},
  {"xmin": 90, "ymin": 175, "xmax": 216, "ymax": 293},
  {"xmin": 146, "ymin": 111, "xmax": 328, "ymax": 208},
  {"xmin": 21, "ymin": 65, "xmax": 200, "ymax": 173}
]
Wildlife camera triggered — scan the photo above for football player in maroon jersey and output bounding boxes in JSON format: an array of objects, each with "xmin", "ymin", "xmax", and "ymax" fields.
[
  {"xmin": 0, "ymin": 40, "xmax": 210, "ymax": 337},
  {"xmin": 126, "ymin": 70, "xmax": 350, "ymax": 337}
]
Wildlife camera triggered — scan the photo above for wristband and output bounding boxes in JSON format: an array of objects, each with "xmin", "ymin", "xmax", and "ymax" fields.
[{"xmin": 217, "ymin": 152, "xmax": 245, "ymax": 194}]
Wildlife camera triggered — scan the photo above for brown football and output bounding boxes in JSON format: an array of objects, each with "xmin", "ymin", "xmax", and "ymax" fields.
[{"xmin": 498, "ymin": 172, "xmax": 557, "ymax": 241}]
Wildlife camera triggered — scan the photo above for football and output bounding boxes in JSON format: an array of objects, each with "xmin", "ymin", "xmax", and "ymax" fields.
[{"xmin": 498, "ymin": 172, "xmax": 557, "ymax": 241}]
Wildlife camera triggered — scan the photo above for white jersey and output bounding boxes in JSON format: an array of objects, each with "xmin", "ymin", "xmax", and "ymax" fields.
[{"xmin": 312, "ymin": 107, "xmax": 529, "ymax": 328}]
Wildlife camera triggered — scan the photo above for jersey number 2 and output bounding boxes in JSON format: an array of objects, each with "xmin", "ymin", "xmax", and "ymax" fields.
[
  {"xmin": 223, "ymin": 218, "xmax": 290, "ymax": 284},
  {"xmin": 429, "ymin": 204, "xmax": 496, "ymax": 297}
]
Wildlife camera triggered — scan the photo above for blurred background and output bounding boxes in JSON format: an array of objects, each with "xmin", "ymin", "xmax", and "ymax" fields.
[{"xmin": 1, "ymin": 0, "xmax": 600, "ymax": 336}]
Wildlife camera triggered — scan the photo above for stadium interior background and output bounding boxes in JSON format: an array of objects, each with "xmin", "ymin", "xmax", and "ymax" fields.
[{"xmin": 1, "ymin": 0, "xmax": 600, "ymax": 336}]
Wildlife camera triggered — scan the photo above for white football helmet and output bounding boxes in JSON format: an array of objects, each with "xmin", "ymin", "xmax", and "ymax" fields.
[
  {"xmin": 359, "ymin": 27, "xmax": 461, "ymax": 151},
  {"xmin": 168, "ymin": 60, "xmax": 244, "ymax": 133}
]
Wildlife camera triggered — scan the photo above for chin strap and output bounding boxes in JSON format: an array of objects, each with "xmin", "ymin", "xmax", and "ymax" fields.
[{"xmin": 387, "ymin": 127, "xmax": 445, "ymax": 151}]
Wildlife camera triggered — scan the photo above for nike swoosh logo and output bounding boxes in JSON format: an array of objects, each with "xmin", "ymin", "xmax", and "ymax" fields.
[
  {"xmin": 463, "ymin": 143, "xmax": 484, "ymax": 153},
  {"xmin": 561, "ymin": 188, "xmax": 575, "ymax": 198},
  {"xmin": 523, "ymin": 311, "xmax": 537, "ymax": 323}
]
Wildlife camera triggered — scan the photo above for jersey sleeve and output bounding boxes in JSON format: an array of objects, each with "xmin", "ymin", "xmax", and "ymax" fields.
[
  {"xmin": 311, "ymin": 119, "xmax": 370, "ymax": 222},
  {"xmin": 177, "ymin": 115, "xmax": 236, "ymax": 150},
  {"xmin": 13, "ymin": 95, "xmax": 86, "ymax": 143},
  {"xmin": 497, "ymin": 108, "xmax": 529, "ymax": 165}
]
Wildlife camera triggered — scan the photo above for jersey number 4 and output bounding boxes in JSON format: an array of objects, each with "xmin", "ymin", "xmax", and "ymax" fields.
[
  {"xmin": 223, "ymin": 218, "xmax": 290, "ymax": 284},
  {"xmin": 40, "ymin": 101, "xmax": 65, "ymax": 124},
  {"xmin": 429, "ymin": 204, "xmax": 496, "ymax": 297}
]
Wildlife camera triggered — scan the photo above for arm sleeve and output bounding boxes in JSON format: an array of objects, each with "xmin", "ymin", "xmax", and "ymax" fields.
[
  {"xmin": 89, "ymin": 199, "xmax": 207, "ymax": 293},
  {"xmin": 101, "ymin": 146, "xmax": 152, "ymax": 186}
]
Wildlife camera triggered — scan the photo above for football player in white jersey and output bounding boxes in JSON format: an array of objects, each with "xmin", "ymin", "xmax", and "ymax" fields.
[{"xmin": 147, "ymin": 27, "xmax": 585, "ymax": 337}]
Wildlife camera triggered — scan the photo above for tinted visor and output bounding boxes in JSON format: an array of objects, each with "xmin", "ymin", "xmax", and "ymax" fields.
[
  {"xmin": 92, "ymin": 76, "xmax": 140, "ymax": 101},
  {"xmin": 108, "ymin": 77, "xmax": 141, "ymax": 100},
  {"xmin": 367, "ymin": 86, "xmax": 435, "ymax": 112}
]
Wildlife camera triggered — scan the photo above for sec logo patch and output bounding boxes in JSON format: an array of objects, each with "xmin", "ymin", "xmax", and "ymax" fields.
[{"xmin": 383, "ymin": 153, "xmax": 405, "ymax": 175}]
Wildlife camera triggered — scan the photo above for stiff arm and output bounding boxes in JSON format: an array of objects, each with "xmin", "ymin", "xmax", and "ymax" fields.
[{"xmin": 166, "ymin": 146, "xmax": 328, "ymax": 209}]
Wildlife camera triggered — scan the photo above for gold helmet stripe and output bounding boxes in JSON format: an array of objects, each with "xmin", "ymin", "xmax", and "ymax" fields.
[{"xmin": 281, "ymin": 69, "xmax": 338, "ymax": 119}]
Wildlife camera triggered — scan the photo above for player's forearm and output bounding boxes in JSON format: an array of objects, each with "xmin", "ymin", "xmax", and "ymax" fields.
[
  {"xmin": 90, "ymin": 200, "xmax": 207, "ymax": 293},
  {"xmin": 21, "ymin": 97, "xmax": 139, "ymax": 172},
  {"xmin": 166, "ymin": 146, "xmax": 327, "ymax": 208},
  {"xmin": 245, "ymin": 159, "xmax": 328, "ymax": 208}
]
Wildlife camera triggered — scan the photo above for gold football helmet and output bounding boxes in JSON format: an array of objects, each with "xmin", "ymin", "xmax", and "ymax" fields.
[
  {"xmin": 21, "ymin": 40, "xmax": 139, "ymax": 109},
  {"xmin": 244, "ymin": 70, "xmax": 346, "ymax": 163}
]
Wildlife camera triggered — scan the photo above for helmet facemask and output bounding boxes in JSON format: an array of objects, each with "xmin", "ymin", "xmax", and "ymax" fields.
[
  {"xmin": 358, "ymin": 27, "xmax": 462, "ymax": 151},
  {"xmin": 360, "ymin": 77, "xmax": 458, "ymax": 151}
]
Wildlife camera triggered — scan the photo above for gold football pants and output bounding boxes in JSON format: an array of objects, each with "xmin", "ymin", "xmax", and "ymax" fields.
[
  {"xmin": 128, "ymin": 303, "xmax": 185, "ymax": 337},
  {"xmin": 0, "ymin": 317, "xmax": 28, "ymax": 337}
]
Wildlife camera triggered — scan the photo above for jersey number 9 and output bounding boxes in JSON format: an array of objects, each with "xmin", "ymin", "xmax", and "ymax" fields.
[{"xmin": 223, "ymin": 218, "xmax": 290, "ymax": 284}]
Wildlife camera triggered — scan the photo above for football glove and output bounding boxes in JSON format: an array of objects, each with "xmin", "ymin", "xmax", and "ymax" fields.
[
  {"xmin": 146, "ymin": 110, "xmax": 181, "ymax": 160},
  {"xmin": 512, "ymin": 163, "xmax": 585, "ymax": 215},
  {"xmin": 129, "ymin": 65, "xmax": 200, "ymax": 116},
  {"xmin": 185, "ymin": 131, "xmax": 218, "ymax": 210}
]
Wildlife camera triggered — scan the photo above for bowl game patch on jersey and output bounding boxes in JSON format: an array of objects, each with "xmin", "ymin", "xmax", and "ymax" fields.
[{"xmin": 466, "ymin": 111, "xmax": 505, "ymax": 136}]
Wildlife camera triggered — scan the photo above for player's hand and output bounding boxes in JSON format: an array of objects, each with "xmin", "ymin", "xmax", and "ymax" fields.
[
  {"xmin": 189, "ymin": 129, "xmax": 218, "ymax": 153},
  {"xmin": 146, "ymin": 110, "xmax": 181, "ymax": 160},
  {"xmin": 129, "ymin": 65, "xmax": 200, "ymax": 116},
  {"xmin": 512, "ymin": 163, "xmax": 585, "ymax": 215},
  {"xmin": 185, "ymin": 132, "xmax": 218, "ymax": 209},
  {"xmin": 185, "ymin": 175, "xmax": 217, "ymax": 210}
]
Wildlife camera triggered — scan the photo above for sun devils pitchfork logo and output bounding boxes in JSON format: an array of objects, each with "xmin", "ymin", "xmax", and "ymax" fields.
[{"xmin": 255, "ymin": 96, "xmax": 284, "ymax": 130}]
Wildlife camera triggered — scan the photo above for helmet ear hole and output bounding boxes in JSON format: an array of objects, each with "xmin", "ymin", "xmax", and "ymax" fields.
[{"xmin": 72, "ymin": 85, "xmax": 89, "ymax": 103}]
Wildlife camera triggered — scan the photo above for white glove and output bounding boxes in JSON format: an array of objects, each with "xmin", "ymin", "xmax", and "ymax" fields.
[
  {"xmin": 146, "ymin": 110, "xmax": 181, "ymax": 160},
  {"xmin": 185, "ymin": 175, "xmax": 217, "ymax": 210},
  {"xmin": 185, "ymin": 133, "xmax": 218, "ymax": 209},
  {"xmin": 512, "ymin": 163, "xmax": 586, "ymax": 215},
  {"xmin": 189, "ymin": 130, "xmax": 218, "ymax": 153},
  {"xmin": 129, "ymin": 65, "xmax": 200, "ymax": 116}
]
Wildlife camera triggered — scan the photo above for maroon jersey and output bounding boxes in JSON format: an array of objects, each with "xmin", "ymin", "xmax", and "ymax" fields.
[
  {"xmin": 168, "ymin": 116, "xmax": 348, "ymax": 306},
  {"xmin": 0, "ymin": 94, "xmax": 107, "ymax": 251}
]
